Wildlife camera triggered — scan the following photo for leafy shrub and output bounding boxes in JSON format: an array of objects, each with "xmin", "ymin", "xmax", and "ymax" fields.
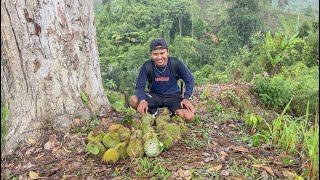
[
  {"xmin": 282, "ymin": 63, "xmax": 319, "ymax": 117},
  {"xmin": 254, "ymin": 74, "xmax": 291, "ymax": 109},
  {"xmin": 302, "ymin": 31, "xmax": 319, "ymax": 67}
]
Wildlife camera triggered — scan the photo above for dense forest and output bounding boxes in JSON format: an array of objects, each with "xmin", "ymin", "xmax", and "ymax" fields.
[
  {"xmin": 94, "ymin": 0, "xmax": 318, "ymax": 117},
  {"xmin": 1, "ymin": 0, "xmax": 318, "ymax": 179}
]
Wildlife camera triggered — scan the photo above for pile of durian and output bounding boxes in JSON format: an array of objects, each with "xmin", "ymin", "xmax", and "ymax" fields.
[{"xmin": 85, "ymin": 111, "xmax": 189, "ymax": 164}]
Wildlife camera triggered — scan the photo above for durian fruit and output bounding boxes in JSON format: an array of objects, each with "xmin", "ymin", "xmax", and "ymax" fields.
[
  {"xmin": 171, "ymin": 115, "xmax": 185, "ymax": 123},
  {"xmin": 87, "ymin": 130, "xmax": 106, "ymax": 142},
  {"xmin": 102, "ymin": 148, "xmax": 120, "ymax": 163},
  {"xmin": 155, "ymin": 115, "xmax": 170, "ymax": 130},
  {"xmin": 126, "ymin": 137, "xmax": 144, "ymax": 158},
  {"xmin": 85, "ymin": 140, "xmax": 106, "ymax": 157},
  {"xmin": 142, "ymin": 124, "xmax": 154, "ymax": 134},
  {"xmin": 102, "ymin": 132, "xmax": 121, "ymax": 148},
  {"xmin": 131, "ymin": 118, "xmax": 142, "ymax": 129},
  {"xmin": 156, "ymin": 114, "xmax": 171, "ymax": 123},
  {"xmin": 144, "ymin": 134, "xmax": 164, "ymax": 157},
  {"xmin": 108, "ymin": 123, "xmax": 125, "ymax": 132},
  {"xmin": 142, "ymin": 131, "xmax": 155, "ymax": 141},
  {"xmin": 131, "ymin": 129, "xmax": 143, "ymax": 139},
  {"xmin": 115, "ymin": 142, "xmax": 128, "ymax": 159},
  {"xmin": 163, "ymin": 123, "xmax": 182, "ymax": 139},
  {"xmin": 115, "ymin": 127, "xmax": 131, "ymax": 143},
  {"xmin": 170, "ymin": 115, "xmax": 189, "ymax": 136},
  {"xmin": 161, "ymin": 108, "xmax": 172, "ymax": 116},
  {"xmin": 141, "ymin": 112, "xmax": 154, "ymax": 126},
  {"xmin": 158, "ymin": 132, "xmax": 174, "ymax": 150}
]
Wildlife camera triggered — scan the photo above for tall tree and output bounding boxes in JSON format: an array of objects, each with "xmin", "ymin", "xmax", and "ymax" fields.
[
  {"xmin": 1, "ymin": 0, "xmax": 111, "ymax": 155},
  {"xmin": 225, "ymin": 0, "xmax": 265, "ymax": 45}
]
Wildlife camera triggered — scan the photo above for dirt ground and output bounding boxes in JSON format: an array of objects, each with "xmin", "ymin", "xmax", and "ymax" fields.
[{"xmin": 1, "ymin": 83, "xmax": 307, "ymax": 179}]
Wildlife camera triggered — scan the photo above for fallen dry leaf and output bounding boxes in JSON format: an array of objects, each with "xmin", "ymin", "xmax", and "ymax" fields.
[
  {"xmin": 73, "ymin": 118, "xmax": 81, "ymax": 126},
  {"xmin": 44, "ymin": 141, "xmax": 54, "ymax": 150},
  {"xmin": 262, "ymin": 166, "xmax": 274, "ymax": 176},
  {"xmin": 178, "ymin": 168, "xmax": 191, "ymax": 178},
  {"xmin": 218, "ymin": 151, "xmax": 228, "ymax": 156},
  {"xmin": 25, "ymin": 147, "xmax": 36, "ymax": 155},
  {"xmin": 26, "ymin": 137, "xmax": 37, "ymax": 145},
  {"xmin": 206, "ymin": 164, "xmax": 223, "ymax": 173},
  {"xmin": 63, "ymin": 146, "xmax": 72, "ymax": 153},
  {"xmin": 202, "ymin": 152, "xmax": 211, "ymax": 156},
  {"xmin": 220, "ymin": 155, "xmax": 226, "ymax": 161},
  {"xmin": 230, "ymin": 145, "xmax": 249, "ymax": 153},
  {"xmin": 283, "ymin": 170, "xmax": 295, "ymax": 179},
  {"xmin": 252, "ymin": 164, "xmax": 266, "ymax": 168},
  {"xmin": 220, "ymin": 169, "xmax": 230, "ymax": 176},
  {"xmin": 204, "ymin": 156, "xmax": 215, "ymax": 162},
  {"xmin": 49, "ymin": 134, "xmax": 57, "ymax": 142},
  {"xmin": 29, "ymin": 171, "xmax": 39, "ymax": 179}
]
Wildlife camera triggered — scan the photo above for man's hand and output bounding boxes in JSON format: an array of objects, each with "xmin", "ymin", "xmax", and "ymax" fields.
[
  {"xmin": 137, "ymin": 100, "xmax": 148, "ymax": 114},
  {"xmin": 181, "ymin": 99, "xmax": 194, "ymax": 113}
]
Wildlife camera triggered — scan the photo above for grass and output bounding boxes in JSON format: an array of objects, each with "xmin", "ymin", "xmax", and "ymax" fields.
[
  {"xmin": 1, "ymin": 96, "xmax": 9, "ymax": 149},
  {"xmin": 229, "ymin": 160, "xmax": 258, "ymax": 179},
  {"xmin": 189, "ymin": 164, "xmax": 221, "ymax": 179},
  {"xmin": 251, "ymin": 100, "xmax": 319, "ymax": 179},
  {"xmin": 132, "ymin": 157, "xmax": 171, "ymax": 179},
  {"xmin": 183, "ymin": 119, "xmax": 214, "ymax": 149}
]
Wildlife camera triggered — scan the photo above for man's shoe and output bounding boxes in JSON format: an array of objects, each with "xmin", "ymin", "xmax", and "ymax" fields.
[
  {"xmin": 169, "ymin": 110, "xmax": 175, "ymax": 117},
  {"xmin": 150, "ymin": 108, "xmax": 159, "ymax": 118}
]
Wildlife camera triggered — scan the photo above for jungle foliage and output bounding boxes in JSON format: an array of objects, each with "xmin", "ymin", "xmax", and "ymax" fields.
[{"xmin": 94, "ymin": 0, "xmax": 318, "ymax": 118}]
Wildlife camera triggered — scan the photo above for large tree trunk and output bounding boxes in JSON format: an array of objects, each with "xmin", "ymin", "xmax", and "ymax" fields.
[{"xmin": 1, "ymin": 0, "xmax": 111, "ymax": 155}]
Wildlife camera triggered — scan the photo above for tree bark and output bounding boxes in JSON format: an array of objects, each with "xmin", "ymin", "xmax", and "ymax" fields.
[{"xmin": 1, "ymin": 0, "xmax": 111, "ymax": 156}]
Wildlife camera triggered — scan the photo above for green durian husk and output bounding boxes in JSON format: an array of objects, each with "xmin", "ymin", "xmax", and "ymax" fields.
[
  {"xmin": 85, "ymin": 140, "xmax": 106, "ymax": 157},
  {"xmin": 115, "ymin": 142, "xmax": 128, "ymax": 159},
  {"xmin": 131, "ymin": 119, "xmax": 142, "ymax": 129},
  {"xmin": 126, "ymin": 138, "xmax": 144, "ymax": 158},
  {"xmin": 141, "ymin": 113, "xmax": 154, "ymax": 126},
  {"xmin": 155, "ymin": 116, "xmax": 169, "ymax": 130},
  {"xmin": 156, "ymin": 114, "xmax": 171, "ymax": 124},
  {"xmin": 142, "ymin": 124, "xmax": 154, "ymax": 134},
  {"xmin": 161, "ymin": 108, "xmax": 171, "ymax": 116},
  {"xmin": 131, "ymin": 129, "xmax": 143, "ymax": 139},
  {"xmin": 159, "ymin": 132, "xmax": 174, "ymax": 149},
  {"xmin": 115, "ymin": 127, "xmax": 131, "ymax": 142},
  {"xmin": 163, "ymin": 123, "xmax": 182, "ymax": 139},
  {"xmin": 144, "ymin": 135, "xmax": 164, "ymax": 157},
  {"xmin": 108, "ymin": 123, "xmax": 125, "ymax": 132},
  {"xmin": 102, "ymin": 132, "xmax": 121, "ymax": 148},
  {"xmin": 171, "ymin": 115, "xmax": 185, "ymax": 123},
  {"xmin": 87, "ymin": 130, "xmax": 106, "ymax": 142},
  {"xmin": 102, "ymin": 148, "xmax": 120, "ymax": 163},
  {"xmin": 142, "ymin": 131, "xmax": 155, "ymax": 141}
]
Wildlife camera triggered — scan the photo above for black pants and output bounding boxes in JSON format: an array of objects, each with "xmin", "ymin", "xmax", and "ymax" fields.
[{"xmin": 145, "ymin": 92, "xmax": 186, "ymax": 114}]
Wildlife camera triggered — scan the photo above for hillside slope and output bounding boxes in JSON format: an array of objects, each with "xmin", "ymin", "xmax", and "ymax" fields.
[{"xmin": 1, "ymin": 83, "xmax": 307, "ymax": 179}]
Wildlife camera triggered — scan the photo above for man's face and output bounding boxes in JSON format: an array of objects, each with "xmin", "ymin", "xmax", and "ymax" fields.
[{"xmin": 151, "ymin": 49, "xmax": 169, "ymax": 67}]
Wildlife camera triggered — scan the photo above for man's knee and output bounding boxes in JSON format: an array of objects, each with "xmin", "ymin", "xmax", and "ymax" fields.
[
  {"xmin": 129, "ymin": 95, "xmax": 139, "ymax": 109},
  {"xmin": 176, "ymin": 109, "xmax": 194, "ymax": 123},
  {"xmin": 184, "ymin": 113, "xmax": 195, "ymax": 123}
]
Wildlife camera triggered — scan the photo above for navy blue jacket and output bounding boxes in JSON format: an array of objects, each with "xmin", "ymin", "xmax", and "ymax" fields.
[{"xmin": 136, "ymin": 57, "xmax": 194, "ymax": 101}]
